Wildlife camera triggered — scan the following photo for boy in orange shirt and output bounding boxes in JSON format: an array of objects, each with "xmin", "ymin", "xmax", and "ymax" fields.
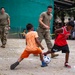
[{"xmin": 10, "ymin": 23, "xmax": 47, "ymax": 70}]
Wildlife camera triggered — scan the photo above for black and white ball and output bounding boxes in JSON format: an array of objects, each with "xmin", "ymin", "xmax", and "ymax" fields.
[{"xmin": 43, "ymin": 56, "xmax": 51, "ymax": 64}]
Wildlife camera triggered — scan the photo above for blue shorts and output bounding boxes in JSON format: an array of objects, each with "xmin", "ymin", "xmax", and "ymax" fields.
[{"xmin": 51, "ymin": 44, "xmax": 70, "ymax": 53}]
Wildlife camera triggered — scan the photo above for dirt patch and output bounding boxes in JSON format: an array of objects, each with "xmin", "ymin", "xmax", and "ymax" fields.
[{"xmin": 0, "ymin": 39, "xmax": 75, "ymax": 75}]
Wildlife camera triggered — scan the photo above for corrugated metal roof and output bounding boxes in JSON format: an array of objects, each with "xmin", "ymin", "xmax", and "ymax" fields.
[{"xmin": 54, "ymin": 0, "xmax": 75, "ymax": 9}]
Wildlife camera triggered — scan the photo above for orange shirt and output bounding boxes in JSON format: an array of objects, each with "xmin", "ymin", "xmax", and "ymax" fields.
[{"xmin": 25, "ymin": 31, "xmax": 39, "ymax": 51}]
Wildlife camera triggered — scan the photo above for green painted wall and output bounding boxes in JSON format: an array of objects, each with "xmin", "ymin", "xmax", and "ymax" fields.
[{"xmin": 0, "ymin": 0, "xmax": 54, "ymax": 34}]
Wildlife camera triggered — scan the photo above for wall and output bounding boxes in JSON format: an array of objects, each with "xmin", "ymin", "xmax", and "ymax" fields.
[{"xmin": 0, "ymin": 0, "xmax": 54, "ymax": 37}]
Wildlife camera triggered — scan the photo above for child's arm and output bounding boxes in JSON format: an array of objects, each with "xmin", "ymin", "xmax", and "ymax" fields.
[
  {"xmin": 25, "ymin": 38, "xmax": 27, "ymax": 45},
  {"xmin": 55, "ymin": 28, "xmax": 63, "ymax": 36},
  {"xmin": 26, "ymin": 41, "xmax": 27, "ymax": 45},
  {"xmin": 35, "ymin": 37, "xmax": 44, "ymax": 50}
]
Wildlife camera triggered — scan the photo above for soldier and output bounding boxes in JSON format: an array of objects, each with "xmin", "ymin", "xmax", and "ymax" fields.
[
  {"xmin": 0, "ymin": 7, "xmax": 10, "ymax": 48},
  {"xmin": 37, "ymin": 5, "xmax": 59, "ymax": 58}
]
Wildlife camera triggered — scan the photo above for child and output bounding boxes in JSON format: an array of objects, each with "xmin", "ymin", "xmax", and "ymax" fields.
[
  {"xmin": 10, "ymin": 23, "xmax": 47, "ymax": 70},
  {"xmin": 43, "ymin": 21, "xmax": 74, "ymax": 68},
  {"xmin": 22, "ymin": 29, "xmax": 26, "ymax": 39}
]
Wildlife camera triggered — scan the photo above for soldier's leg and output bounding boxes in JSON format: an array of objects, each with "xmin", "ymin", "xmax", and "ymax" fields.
[
  {"xmin": 1, "ymin": 37, "xmax": 3, "ymax": 45},
  {"xmin": 37, "ymin": 27, "xmax": 44, "ymax": 43},
  {"xmin": 0, "ymin": 27, "xmax": 3, "ymax": 44},
  {"xmin": 3, "ymin": 33, "xmax": 7, "ymax": 44},
  {"xmin": 1, "ymin": 33, "xmax": 7, "ymax": 48},
  {"xmin": 1, "ymin": 27, "xmax": 8, "ymax": 48},
  {"xmin": 0, "ymin": 27, "xmax": 4, "ymax": 47},
  {"xmin": 44, "ymin": 30, "xmax": 59, "ymax": 58}
]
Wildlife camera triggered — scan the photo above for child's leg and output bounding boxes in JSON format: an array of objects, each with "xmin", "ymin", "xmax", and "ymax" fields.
[
  {"xmin": 18, "ymin": 57, "xmax": 24, "ymax": 62},
  {"xmin": 64, "ymin": 52, "xmax": 71, "ymax": 68},
  {"xmin": 34, "ymin": 47, "xmax": 47, "ymax": 67},
  {"xmin": 65, "ymin": 52, "xmax": 69, "ymax": 63},
  {"xmin": 43, "ymin": 45, "xmax": 59, "ymax": 58},
  {"xmin": 39, "ymin": 53, "xmax": 47, "ymax": 67},
  {"xmin": 39, "ymin": 53, "xmax": 43, "ymax": 61},
  {"xmin": 10, "ymin": 57, "xmax": 24, "ymax": 70},
  {"xmin": 43, "ymin": 51, "xmax": 59, "ymax": 58},
  {"xmin": 43, "ymin": 51, "xmax": 51, "ymax": 56},
  {"xmin": 10, "ymin": 50, "xmax": 30, "ymax": 70}
]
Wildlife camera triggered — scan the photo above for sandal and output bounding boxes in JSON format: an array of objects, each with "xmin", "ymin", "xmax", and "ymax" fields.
[{"xmin": 65, "ymin": 63, "xmax": 71, "ymax": 68}]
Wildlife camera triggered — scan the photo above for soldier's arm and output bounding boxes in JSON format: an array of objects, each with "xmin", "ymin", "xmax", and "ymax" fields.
[
  {"xmin": 39, "ymin": 13, "xmax": 50, "ymax": 29},
  {"xmin": 6, "ymin": 13, "xmax": 10, "ymax": 27},
  {"xmin": 7, "ymin": 18, "xmax": 10, "ymax": 30},
  {"xmin": 7, "ymin": 18, "xmax": 10, "ymax": 26},
  {"xmin": 39, "ymin": 17, "xmax": 45, "ymax": 27}
]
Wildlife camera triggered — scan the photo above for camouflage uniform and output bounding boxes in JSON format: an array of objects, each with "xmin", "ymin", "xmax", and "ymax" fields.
[
  {"xmin": 37, "ymin": 12, "xmax": 53, "ymax": 51},
  {"xmin": 0, "ymin": 12, "xmax": 10, "ymax": 47}
]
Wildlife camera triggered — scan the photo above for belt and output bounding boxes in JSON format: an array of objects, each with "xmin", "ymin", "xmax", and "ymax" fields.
[{"xmin": 39, "ymin": 26, "xmax": 46, "ymax": 30}]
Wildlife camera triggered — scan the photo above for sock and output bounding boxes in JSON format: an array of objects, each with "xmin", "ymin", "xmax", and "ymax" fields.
[{"xmin": 42, "ymin": 61, "xmax": 46, "ymax": 65}]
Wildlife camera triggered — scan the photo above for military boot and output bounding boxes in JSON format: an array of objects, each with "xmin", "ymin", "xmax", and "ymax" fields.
[{"xmin": 1, "ymin": 45, "xmax": 5, "ymax": 48}]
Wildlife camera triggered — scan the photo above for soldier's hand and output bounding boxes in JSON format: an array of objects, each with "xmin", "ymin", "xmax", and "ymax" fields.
[
  {"xmin": 45, "ymin": 25, "xmax": 50, "ymax": 29},
  {"xmin": 8, "ymin": 27, "xmax": 10, "ymax": 30}
]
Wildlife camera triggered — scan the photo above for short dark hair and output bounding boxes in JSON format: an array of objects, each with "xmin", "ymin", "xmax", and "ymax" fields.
[
  {"xmin": 0, "ymin": 7, "xmax": 4, "ymax": 10},
  {"xmin": 68, "ymin": 18, "xmax": 71, "ymax": 21},
  {"xmin": 47, "ymin": 5, "xmax": 52, "ymax": 8},
  {"xmin": 26, "ymin": 23, "xmax": 33, "ymax": 30},
  {"xmin": 67, "ymin": 21, "xmax": 74, "ymax": 27},
  {"xmin": 23, "ymin": 29, "xmax": 26, "ymax": 31}
]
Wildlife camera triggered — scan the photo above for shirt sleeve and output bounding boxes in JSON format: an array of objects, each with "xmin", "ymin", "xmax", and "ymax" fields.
[
  {"xmin": 50, "ymin": 13, "xmax": 53, "ymax": 20},
  {"xmin": 6, "ymin": 13, "xmax": 10, "ymax": 19},
  {"xmin": 40, "ymin": 12, "xmax": 45, "ymax": 19},
  {"xmin": 34, "ymin": 32, "xmax": 38, "ymax": 38}
]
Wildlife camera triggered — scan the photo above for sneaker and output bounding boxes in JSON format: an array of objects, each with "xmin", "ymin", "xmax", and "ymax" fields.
[
  {"xmin": 10, "ymin": 61, "xmax": 19, "ymax": 70},
  {"xmin": 51, "ymin": 54, "xmax": 59, "ymax": 58},
  {"xmin": 65, "ymin": 63, "xmax": 71, "ymax": 68},
  {"xmin": 41, "ymin": 61, "xmax": 47, "ymax": 67},
  {"xmin": 41, "ymin": 64, "xmax": 48, "ymax": 67}
]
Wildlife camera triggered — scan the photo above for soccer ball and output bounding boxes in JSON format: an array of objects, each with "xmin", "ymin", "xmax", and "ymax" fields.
[{"xmin": 43, "ymin": 56, "xmax": 51, "ymax": 64}]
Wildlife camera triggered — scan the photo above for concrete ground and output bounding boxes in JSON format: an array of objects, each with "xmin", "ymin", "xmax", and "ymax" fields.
[{"xmin": 0, "ymin": 39, "xmax": 75, "ymax": 75}]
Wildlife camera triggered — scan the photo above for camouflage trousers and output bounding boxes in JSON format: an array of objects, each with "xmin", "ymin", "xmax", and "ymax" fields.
[
  {"xmin": 0, "ymin": 26, "xmax": 9, "ymax": 46},
  {"xmin": 37, "ymin": 27, "xmax": 53, "ymax": 51}
]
